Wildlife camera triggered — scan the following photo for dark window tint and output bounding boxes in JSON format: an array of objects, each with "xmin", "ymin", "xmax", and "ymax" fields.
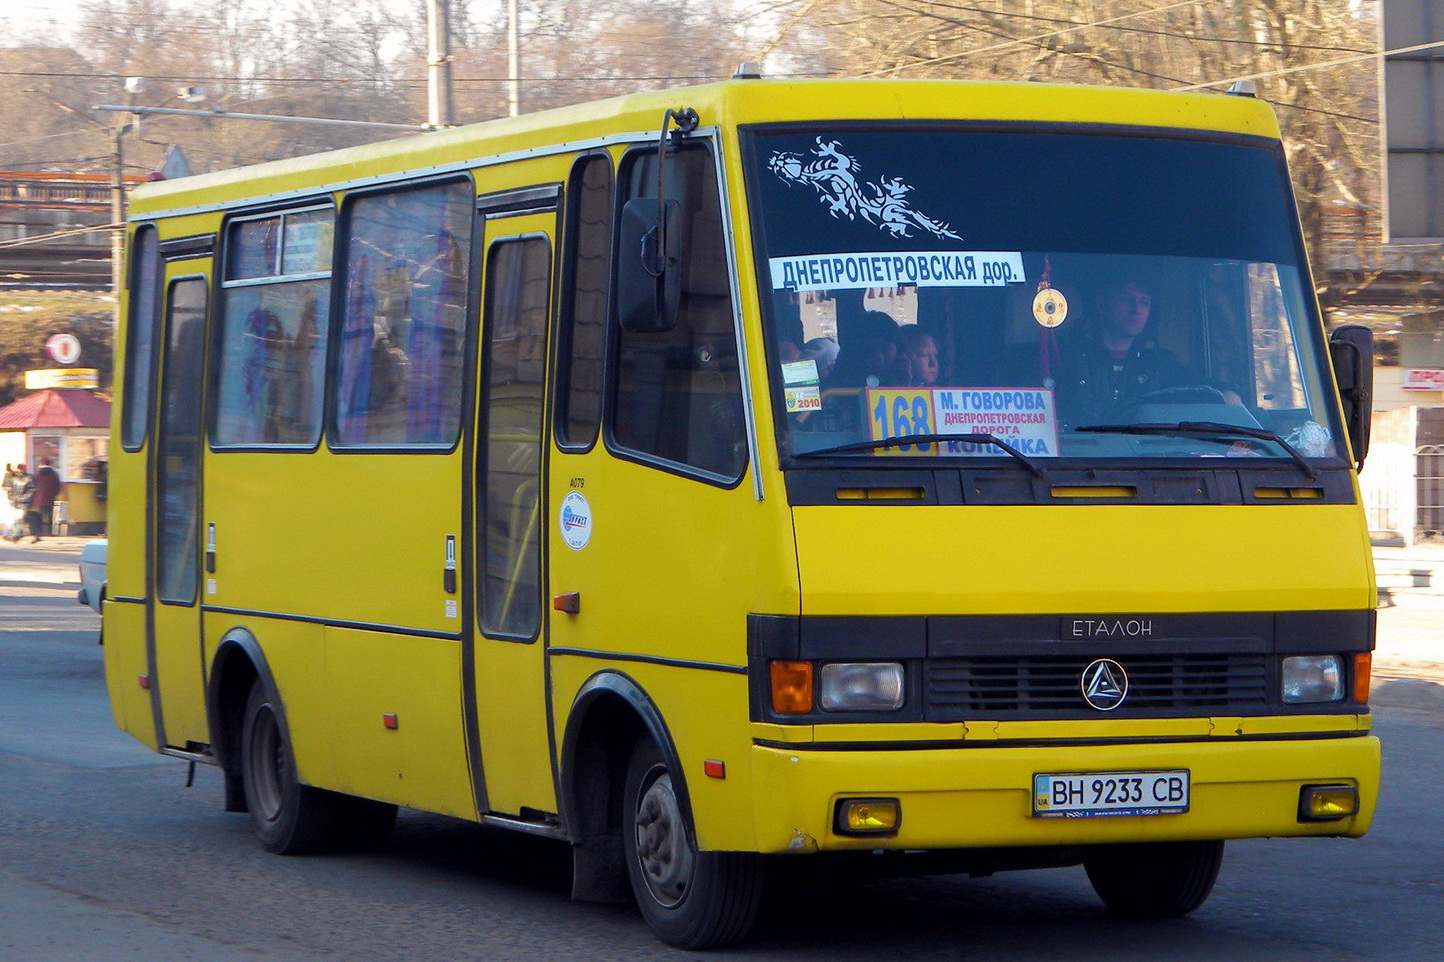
[
  {"xmin": 157, "ymin": 278, "xmax": 208, "ymax": 604},
  {"xmin": 611, "ymin": 144, "xmax": 746, "ymax": 479},
  {"xmin": 556, "ymin": 154, "xmax": 612, "ymax": 447},
  {"xmin": 214, "ymin": 208, "xmax": 333, "ymax": 446},
  {"xmin": 122, "ymin": 226, "xmax": 162, "ymax": 449},
  {"xmin": 335, "ymin": 181, "xmax": 472, "ymax": 446},
  {"xmin": 479, "ymin": 237, "xmax": 551, "ymax": 639}
]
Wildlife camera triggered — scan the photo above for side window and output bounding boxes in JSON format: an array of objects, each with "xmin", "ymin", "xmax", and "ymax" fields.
[
  {"xmin": 479, "ymin": 237, "xmax": 551, "ymax": 639},
  {"xmin": 334, "ymin": 180, "xmax": 472, "ymax": 446},
  {"xmin": 157, "ymin": 277, "xmax": 208, "ymax": 604},
  {"xmin": 555, "ymin": 153, "xmax": 612, "ymax": 448},
  {"xmin": 610, "ymin": 144, "xmax": 746, "ymax": 480},
  {"xmin": 121, "ymin": 226, "xmax": 162, "ymax": 450},
  {"xmin": 214, "ymin": 207, "xmax": 333, "ymax": 446}
]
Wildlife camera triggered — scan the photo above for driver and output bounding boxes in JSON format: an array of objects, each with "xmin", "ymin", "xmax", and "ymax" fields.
[{"xmin": 1051, "ymin": 277, "xmax": 1188, "ymax": 424}]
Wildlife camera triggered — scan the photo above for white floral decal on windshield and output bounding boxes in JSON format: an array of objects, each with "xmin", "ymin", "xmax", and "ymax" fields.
[{"xmin": 768, "ymin": 138, "xmax": 961, "ymax": 241}]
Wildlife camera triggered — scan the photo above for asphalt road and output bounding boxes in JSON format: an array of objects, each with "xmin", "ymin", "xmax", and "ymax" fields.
[{"xmin": 1, "ymin": 542, "xmax": 1442, "ymax": 960}]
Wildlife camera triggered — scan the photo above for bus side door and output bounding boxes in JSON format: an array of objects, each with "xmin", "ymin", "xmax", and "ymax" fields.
[
  {"xmin": 148, "ymin": 254, "xmax": 213, "ymax": 750},
  {"xmin": 469, "ymin": 206, "xmax": 558, "ymax": 817}
]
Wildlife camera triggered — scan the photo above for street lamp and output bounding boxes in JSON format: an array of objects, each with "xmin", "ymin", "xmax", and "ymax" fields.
[{"xmin": 108, "ymin": 81, "xmax": 206, "ymax": 297}]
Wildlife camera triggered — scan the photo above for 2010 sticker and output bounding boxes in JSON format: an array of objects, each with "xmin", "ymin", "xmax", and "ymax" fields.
[{"xmin": 559, "ymin": 491, "xmax": 592, "ymax": 550}]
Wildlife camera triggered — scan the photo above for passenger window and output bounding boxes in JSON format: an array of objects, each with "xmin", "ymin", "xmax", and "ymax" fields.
[
  {"xmin": 213, "ymin": 207, "xmax": 333, "ymax": 446},
  {"xmin": 121, "ymin": 226, "xmax": 162, "ymax": 450},
  {"xmin": 610, "ymin": 144, "xmax": 746, "ymax": 480},
  {"xmin": 479, "ymin": 236, "xmax": 551, "ymax": 639},
  {"xmin": 334, "ymin": 180, "xmax": 472, "ymax": 446},
  {"xmin": 555, "ymin": 153, "xmax": 612, "ymax": 449}
]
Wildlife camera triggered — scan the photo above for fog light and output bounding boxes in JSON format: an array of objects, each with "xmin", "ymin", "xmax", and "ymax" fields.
[
  {"xmin": 836, "ymin": 798, "xmax": 900, "ymax": 835},
  {"xmin": 1282, "ymin": 655, "xmax": 1343, "ymax": 704},
  {"xmin": 819, "ymin": 662, "xmax": 905, "ymax": 711},
  {"xmin": 1298, "ymin": 784, "xmax": 1358, "ymax": 821}
]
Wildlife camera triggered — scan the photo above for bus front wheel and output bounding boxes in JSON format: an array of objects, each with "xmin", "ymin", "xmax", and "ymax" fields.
[
  {"xmin": 1083, "ymin": 840, "xmax": 1224, "ymax": 918},
  {"xmin": 621, "ymin": 739, "xmax": 764, "ymax": 949}
]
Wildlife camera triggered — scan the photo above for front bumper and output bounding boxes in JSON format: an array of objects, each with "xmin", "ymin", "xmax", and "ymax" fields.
[{"xmin": 750, "ymin": 732, "xmax": 1379, "ymax": 853}]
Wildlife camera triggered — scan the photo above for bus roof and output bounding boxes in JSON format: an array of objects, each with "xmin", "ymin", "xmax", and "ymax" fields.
[{"xmin": 127, "ymin": 78, "xmax": 1281, "ymax": 219}]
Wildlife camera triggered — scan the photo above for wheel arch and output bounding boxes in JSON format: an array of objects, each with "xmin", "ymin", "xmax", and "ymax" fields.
[
  {"xmin": 559, "ymin": 669, "xmax": 691, "ymax": 903},
  {"xmin": 207, "ymin": 627, "xmax": 285, "ymax": 812}
]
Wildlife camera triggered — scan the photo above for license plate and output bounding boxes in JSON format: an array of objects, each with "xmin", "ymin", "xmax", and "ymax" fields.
[{"xmin": 1033, "ymin": 770, "xmax": 1190, "ymax": 818}]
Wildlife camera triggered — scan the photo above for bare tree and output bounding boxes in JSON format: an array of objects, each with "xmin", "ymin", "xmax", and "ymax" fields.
[{"xmin": 768, "ymin": 0, "xmax": 1381, "ymax": 315}]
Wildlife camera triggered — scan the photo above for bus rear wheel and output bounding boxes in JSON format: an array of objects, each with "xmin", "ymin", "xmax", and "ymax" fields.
[
  {"xmin": 1083, "ymin": 840, "xmax": 1224, "ymax": 918},
  {"xmin": 621, "ymin": 739, "xmax": 763, "ymax": 949},
  {"xmin": 239, "ymin": 681, "xmax": 396, "ymax": 854}
]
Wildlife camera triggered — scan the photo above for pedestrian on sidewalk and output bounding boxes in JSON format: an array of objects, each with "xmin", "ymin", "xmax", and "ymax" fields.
[
  {"xmin": 32, "ymin": 458, "xmax": 60, "ymax": 542},
  {"xmin": 5, "ymin": 464, "xmax": 38, "ymax": 543}
]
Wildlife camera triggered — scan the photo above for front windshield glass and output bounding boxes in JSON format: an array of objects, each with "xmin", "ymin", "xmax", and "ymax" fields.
[{"xmin": 743, "ymin": 127, "xmax": 1343, "ymax": 467}]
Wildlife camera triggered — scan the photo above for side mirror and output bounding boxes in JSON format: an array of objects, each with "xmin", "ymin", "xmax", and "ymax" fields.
[
  {"xmin": 1328, "ymin": 324, "xmax": 1373, "ymax": 470},
  {"xmin": 617, "ymin": 198, "xmax": 683, "ymax": 333}
]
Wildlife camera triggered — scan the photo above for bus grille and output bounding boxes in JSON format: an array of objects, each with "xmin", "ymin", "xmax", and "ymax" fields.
[{"xmin": 926, "ymin": 654, "xmax": 1271, "ymax": 716}]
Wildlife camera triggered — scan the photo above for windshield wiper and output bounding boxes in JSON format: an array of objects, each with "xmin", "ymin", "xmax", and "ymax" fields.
[
  {"xmin": 794, "ymin": 432, "xmax": 1046, "ymax": 478},
  {"xmin": 1074, "ymin": 420, "xmax": 1318, "ymax": 480}
]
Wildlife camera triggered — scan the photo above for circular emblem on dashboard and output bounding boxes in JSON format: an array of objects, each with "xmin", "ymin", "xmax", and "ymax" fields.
[{"xmin": 1080, "ymin": 658, "xmax": 1128, "ymax": 711}]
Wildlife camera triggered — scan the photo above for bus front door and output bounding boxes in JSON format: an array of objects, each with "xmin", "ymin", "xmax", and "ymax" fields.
[
  {"xmin": 147, "ymin": 264, "xmax": 211, "ymax": 751},
  {"xmin": 470, "ymin": 215, "xmax": 558, "ymax": 817}
]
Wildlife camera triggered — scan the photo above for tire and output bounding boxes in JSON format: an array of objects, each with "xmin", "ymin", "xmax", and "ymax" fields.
[
  {"xmin": 621, "ymin": 739, "xmax": 764, "ymax": 949},
  {"xmin": 239, "ymin": 682, "xmax": 346, "ymax": 854},
  {"xmin": 1083, "ymin": 840, "xmax": 1225, "ymax": 918}
]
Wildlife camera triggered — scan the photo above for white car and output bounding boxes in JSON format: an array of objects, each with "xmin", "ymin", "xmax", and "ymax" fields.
[{"xmin": 77, "ymin": 539, "xmax": 107, "ymax": 616}]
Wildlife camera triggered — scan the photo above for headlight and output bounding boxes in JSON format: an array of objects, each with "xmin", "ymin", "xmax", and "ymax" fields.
[
  {"xmin": 819, "ymin": 662, "xmax": 904, "ymax": 711},
  {"xmin": 1282, "ymin": 655, "xmax": 1343, "ymax": 704}
]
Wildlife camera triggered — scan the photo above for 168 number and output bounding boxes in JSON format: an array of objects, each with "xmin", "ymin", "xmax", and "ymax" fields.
[{"xmin": 871, "ymin": 393, "xmax": 933, "ymax": 453}]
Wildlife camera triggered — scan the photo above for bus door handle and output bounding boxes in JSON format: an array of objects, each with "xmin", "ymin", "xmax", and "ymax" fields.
[
  {"xmin": 444, "ymin": 534, "xmax": 457, "ymax": 593},
  {"xmin": 205, "ymin": 522, "xmax": 217, "ymax": 573}
]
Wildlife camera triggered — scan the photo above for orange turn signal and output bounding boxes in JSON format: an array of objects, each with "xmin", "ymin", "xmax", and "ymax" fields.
[
  {"xmin": 1354, "ymin": 652, "xmax": 1372, "ymax": 705},
  {"xmin": 770, "ymin": 660, "xmax": 813, "ymax": 714}
]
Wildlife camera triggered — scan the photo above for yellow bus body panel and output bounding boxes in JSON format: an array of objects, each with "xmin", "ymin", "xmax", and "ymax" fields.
[
  {"xmin": 102, "ymin": 599, "xmax": 156, "ymax": 749},
  {"xmin": 202, "ymin": 452, "xmax": 462, "ymax": 632},
  {"xmin": 793, "ymin": 504, "xmax": 1374, "ymax": 615},
  {"xmin": 323, "ymin": 627, "xmax": 473, "ymax": 818}
]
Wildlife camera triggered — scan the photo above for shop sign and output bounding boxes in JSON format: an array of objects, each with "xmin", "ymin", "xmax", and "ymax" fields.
[
  {"xmin": 25, "ymin": 368, "xmax": 100, "ymax": 390},
  {"xmin": 1402, "ymin": 368, "xmax": 1444, "ymax": 392},
  {"xmin": 45, "ymin": 333, "xmax": 82, "ymax": 365}
]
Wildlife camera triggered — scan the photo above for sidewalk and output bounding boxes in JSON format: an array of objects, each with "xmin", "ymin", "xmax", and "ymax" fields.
[
  {"xmin": 0, "ymin": 536, "xmax": 97, "ymax": 588},
  {"xmin": 1373, "ymin": 537, "xmax": 1444, "ymax": 601}
]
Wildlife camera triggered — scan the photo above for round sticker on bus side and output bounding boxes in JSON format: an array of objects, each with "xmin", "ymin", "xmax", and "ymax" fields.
[{"xmin": 559, "ymin": 491, "xmax": 592, "ymax": 550}]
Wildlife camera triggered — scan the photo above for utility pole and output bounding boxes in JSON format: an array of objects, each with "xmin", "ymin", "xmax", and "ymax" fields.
[
  {"xmin": 508, "ymin": 0, "xmax": 521, "ymax": 117},
  {"xmin": 427, "ymin": 0, "xmax": 456, "ymax": 128},
  {"xmin": 110, "ymin": 112, "xmax": 128, "ymax": 298}
]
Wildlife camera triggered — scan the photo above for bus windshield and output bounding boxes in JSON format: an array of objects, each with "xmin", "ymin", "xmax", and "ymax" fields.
[{"xmin": 743, "ymin": 126, "xmax": 1345, "ymax": 468}]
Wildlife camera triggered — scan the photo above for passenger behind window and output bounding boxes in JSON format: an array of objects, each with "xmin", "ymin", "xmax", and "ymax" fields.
[
  {"xmin": 801, "ymin": 337, "xmax": 839, "ymax": 381},
  {"xmin": 827, "ymin": 310, "xmax": 907, "ymax": 388},
  {"xmin": 1047, "ymin": 276, "xmax": 1194, "ymax": 425},
  {"xmin": 897, "ymin": 325, "xmax": 940, "ymax": 385}
]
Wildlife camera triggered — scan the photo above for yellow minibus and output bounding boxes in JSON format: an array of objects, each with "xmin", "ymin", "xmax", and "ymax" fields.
[{"xmin": 104, "ymin": 74, "xmax": 1379, "ymax": 948}]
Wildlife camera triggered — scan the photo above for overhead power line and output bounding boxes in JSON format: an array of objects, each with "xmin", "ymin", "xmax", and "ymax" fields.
[
  {"xmin": 0, "ymin": 222, "xmax": 121, "ymax": 249},
  {"xmin": 860, "ymin": 0, "xmax": 1204, "ymax": 76},
  {"xmin": 1173, "ymin": 37, "xmax": 1444, "ymax": 92},
  {"xmin": 877, "ymin": 0, "xmax": 1371, "ymax": 56}
]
